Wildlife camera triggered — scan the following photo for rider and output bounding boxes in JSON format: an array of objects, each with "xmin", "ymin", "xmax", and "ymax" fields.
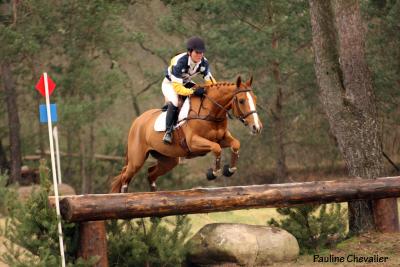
[{"xmin": 162, "ymin": 36, "xmax": 216, "ymax": 144}]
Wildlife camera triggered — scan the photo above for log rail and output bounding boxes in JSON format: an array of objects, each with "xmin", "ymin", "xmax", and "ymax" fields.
[{"xmin": 57, "ymin": 176, "xmax": 400, "ymax": 222}]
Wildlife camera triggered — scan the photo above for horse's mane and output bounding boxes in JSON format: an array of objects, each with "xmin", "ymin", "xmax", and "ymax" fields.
[{"xmin": 203, "ymin": 81, "xmax": 236, "ymax": 89}]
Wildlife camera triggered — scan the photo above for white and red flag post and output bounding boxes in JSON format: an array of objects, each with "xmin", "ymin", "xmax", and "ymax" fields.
[{"xmin": 35, "ymin": 73, "xmax": 66, "ymax": 267}]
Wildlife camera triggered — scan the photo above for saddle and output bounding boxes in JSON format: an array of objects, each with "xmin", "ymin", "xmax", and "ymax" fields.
[
  {"xmin": 154, "ymin": 96, "xmax": 193, "ymax": 154},
  {"xmin": 154, "ymin": 96, "xmax": 190, "ymax": 131}
]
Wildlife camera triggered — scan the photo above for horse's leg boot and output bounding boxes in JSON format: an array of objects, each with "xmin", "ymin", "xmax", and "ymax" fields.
[{"xmin": 163, "ymin": 103, "xmax": 178, "ymax": 144}]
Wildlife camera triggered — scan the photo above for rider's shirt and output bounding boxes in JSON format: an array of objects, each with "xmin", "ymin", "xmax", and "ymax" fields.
[{"xmin": 165, "ymin": 52, "xmax": 216, "ymax": 96}]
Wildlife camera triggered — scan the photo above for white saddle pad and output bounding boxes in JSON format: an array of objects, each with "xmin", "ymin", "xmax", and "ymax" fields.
[{"xmin": 154, "ymin": 98, "xmax": 190, "ymax": 132}]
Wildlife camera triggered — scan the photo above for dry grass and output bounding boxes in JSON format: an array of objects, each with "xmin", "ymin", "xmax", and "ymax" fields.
[{"xmin": 0, "ymin": 218, "xmax": 8, "ymax": 267}]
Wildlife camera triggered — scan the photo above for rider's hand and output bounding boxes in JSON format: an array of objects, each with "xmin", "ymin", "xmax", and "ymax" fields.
[
  {"xmin": 184, "ymin": 82, "xmax": 196, "ymax": 88},
  {"xmin": 193, "ymin": 87, "xmax": 205, "ymax": 96}
]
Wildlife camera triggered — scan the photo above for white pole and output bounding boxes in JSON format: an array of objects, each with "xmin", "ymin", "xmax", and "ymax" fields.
[
  {"xmin": 44, "ymin": 72, "xmax": 66, "ymax": 267},
  {"xmin": 53, "ymin": 126, "xmax": 62, "ymax": 184}
]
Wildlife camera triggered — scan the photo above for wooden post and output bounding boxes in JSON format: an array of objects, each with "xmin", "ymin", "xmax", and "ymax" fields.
[
  {"xmin": 78, "ymin": 221, "xmax": 109, "ymax": 267},
  {"xmin": 57, "ymin": 176, "xmax": 400, "ymax": 227},
  {"xmin": 373, "ymin": 199, "xmax": 400, "ymax": 232}
]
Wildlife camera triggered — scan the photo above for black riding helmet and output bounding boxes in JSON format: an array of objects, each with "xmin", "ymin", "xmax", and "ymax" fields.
[{"xmin": 186, "ymin": 36, "xmax": 206, "ymax": 52}]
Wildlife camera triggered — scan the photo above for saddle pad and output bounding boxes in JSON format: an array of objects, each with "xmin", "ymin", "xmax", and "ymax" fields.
[{"xmin": 154, "ymin": 98, "xmax": 190, "ymax": 132}]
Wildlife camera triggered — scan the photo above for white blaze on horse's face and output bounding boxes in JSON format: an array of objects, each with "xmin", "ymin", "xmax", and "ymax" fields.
[{"xmin": 245, "ymin": 92, "xmax": 262, "ymax": 135}]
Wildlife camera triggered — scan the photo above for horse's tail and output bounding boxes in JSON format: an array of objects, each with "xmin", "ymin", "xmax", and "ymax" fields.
[{"xmin": 110, "ymin": 150, "xmax": 129, "ymax": 193}]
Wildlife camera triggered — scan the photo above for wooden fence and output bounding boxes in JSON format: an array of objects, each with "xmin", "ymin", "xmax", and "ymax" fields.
[{"xmin": 49, "ymin": 176, "xmax": 400, "ymax": 267}]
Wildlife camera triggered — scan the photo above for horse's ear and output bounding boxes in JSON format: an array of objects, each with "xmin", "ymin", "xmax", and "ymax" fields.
[
  {"xmin": 236, "ymin": 76, "xmax": 242, "ymax": 88},
  {"xmin": 246, "ymin": 75, "xmax": 253, "ymax": 86}
]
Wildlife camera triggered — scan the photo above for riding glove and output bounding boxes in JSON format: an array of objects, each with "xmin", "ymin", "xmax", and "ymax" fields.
[
  {"xmin": 184, "ymin": 81, "xmax": 196, "ymax": 88},
  {"xmin": 193, "ymin": 87, "xmax": 206, "ymax": 96}
]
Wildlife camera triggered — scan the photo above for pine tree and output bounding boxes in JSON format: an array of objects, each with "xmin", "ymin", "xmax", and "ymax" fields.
[
  {"xmin": 160, "ymin": 0, "xmax": 335, "ymax": 182},
  {"xmin": 268, "ymin": 203, "xmax": 347, "ymax": 254},
  {"xmin": 0, "ymin": 160, "xmax": 95, "ymax": 267},
  {"xmin": 107, "ymin": 216, "xmax": 192, "ymax": 266}
]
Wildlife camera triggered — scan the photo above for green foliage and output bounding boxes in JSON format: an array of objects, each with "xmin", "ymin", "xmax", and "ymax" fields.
[
  {"xmin": 0, "ymin": 160, "xmax": 94, "ymax": 267},
  {"xmin": 364, "ymin": 0, "xmax": 400, "ymax": 121},
  {"xmin": 0, "ymin": 173, "xmax": 15, "ymax": 216},
  {"xmin": 1, "ymin": 161, "xmax": 192, "ymax": 266},
  {"xmin": 268, "ymin": 204, "xmax": 347, "ymax": 254},
  {"xmin": 1, "ymin": 0, "xmax": 399, "ymax": 199},
  {"xmin": 107, "ymin": 216, "xmax": 192, "ymax": 267},
  {"xmin": 1, "ymin": 0, "xmax": 131, "ymax": 193},
  {"xmin": 160, "ymin": 0, "xmax": 340, "ymax": 178}
]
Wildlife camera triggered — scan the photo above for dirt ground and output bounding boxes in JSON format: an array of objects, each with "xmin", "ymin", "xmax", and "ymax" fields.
[{"xmin": 275, "ymin": 232, "xmax": 400, "ymax": 266}]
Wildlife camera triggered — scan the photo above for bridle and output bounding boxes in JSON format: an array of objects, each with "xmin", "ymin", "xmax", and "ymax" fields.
[
  {"xmin": 186, "ymin": 87, "xmax": 257, "ymax": 124},
  {"xmin": 230, "ymin": 89, "xmax": 258, "ymax": 124}
]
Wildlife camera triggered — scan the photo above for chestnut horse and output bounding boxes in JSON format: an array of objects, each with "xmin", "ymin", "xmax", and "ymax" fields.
[{"xmin": 111, "ymin": 76, "xmax": 262, "ymax": 193}]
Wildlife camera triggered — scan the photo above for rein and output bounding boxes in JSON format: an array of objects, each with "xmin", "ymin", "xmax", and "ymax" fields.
[{"xmin": 187, "ymin": 88, "xmax": 256, "ymax": 123}]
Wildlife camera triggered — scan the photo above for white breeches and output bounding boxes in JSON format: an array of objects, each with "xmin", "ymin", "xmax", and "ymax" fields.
[{"xmin": 162, "ymin": 78, "xmax": 179, "ymax": 107}]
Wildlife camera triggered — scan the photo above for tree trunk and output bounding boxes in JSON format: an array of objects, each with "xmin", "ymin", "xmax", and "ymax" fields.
[
  {"xmin": 309, "ymin": 0, "xmax": 399, "ymax": 233},
  {"xmin": 271, "ymin": 37, "xmax": 288, "ymax": 182},
  {"xmin": 0, "ymin": 139, "xmax": 9, "ymax": 172},
  {"xmin": 87, "ymin": 121, "xmax": 95, "ymax": 193},
  {"xmin": 65, "ymin": 129, "xmax": 73, "ymax": 180},
  {"xmin": 80, "ymin": 134, "xmax": 89, "ymax": 194},
  {"xmin": 1, "ymin": 62, "xmax": 21, "ymax": 184},
  {"xmin": 36, "ymin": 95, "xmax": 46, "ymax": 158}
]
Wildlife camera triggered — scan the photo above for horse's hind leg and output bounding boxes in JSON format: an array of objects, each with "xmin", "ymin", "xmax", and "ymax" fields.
[
  {"xmin": 147, "ymin": 156, "xmax": 179, "ymax": 191},
  {"xmin": 111, "ymin": 151, "xmax": 148, "ymax": 193}
]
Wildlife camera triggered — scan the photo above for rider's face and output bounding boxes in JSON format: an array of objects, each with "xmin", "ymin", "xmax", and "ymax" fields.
[{"xmin": 190, "ymin": 50, "xmax": 204, "ymax": 63}]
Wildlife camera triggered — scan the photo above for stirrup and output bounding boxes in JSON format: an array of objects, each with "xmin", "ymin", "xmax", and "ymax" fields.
[{"xmin": 163, "ymin": 131, "xmax": 173, "ymax": 144}]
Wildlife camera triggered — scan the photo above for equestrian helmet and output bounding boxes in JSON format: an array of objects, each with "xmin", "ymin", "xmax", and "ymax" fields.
[{"xmin": 186, "ymin": 36, "xmax": 206, "ymax": 52}]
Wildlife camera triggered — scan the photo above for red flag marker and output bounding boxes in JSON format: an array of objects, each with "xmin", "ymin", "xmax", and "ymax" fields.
[{"xmin": 35, "ymin": 74, "xmax": 56, "ymax": 97}]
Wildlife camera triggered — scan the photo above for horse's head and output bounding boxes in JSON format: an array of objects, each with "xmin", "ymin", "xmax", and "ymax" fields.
[{"xmin": 231, "ymin": 76, "xmax": 263, "ymax": 135}]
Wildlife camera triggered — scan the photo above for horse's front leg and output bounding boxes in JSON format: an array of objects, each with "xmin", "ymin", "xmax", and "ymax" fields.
[
  {"xmin": 219, "ymin": 131, "xmax": 240, "ymax": 177},
  {"xmin": 188, "ymin": 135, "xmax": 222, "ymax": 180}
]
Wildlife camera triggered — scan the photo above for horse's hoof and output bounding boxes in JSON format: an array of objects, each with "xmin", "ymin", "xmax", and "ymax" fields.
[
  {"xmin": 207, "ymin": 168, "xmax": 217, "ymax": 180},
  {"xmin": 121, "ymin": 184, "xmax": 128, "ymax": 193},
  {"xmin": 223, "ymin": 164, "xmax": 236, "ymax": 177}
]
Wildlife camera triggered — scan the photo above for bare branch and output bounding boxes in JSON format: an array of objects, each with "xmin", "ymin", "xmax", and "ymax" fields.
[
  {"xmin": 136, "ymin": 77, "xmax": 162, "ymax": 96},
  {"xmin": 137, "ymin": 41, "xmax": 168, "ymax": 65},
  {"xmin": 232, "ymin": 10, "xmax": 264, "ymax": 32}
]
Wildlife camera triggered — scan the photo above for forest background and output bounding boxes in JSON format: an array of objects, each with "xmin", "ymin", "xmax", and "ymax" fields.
[{"xmin": 1, "ymin": 0, "xmax": 399, "ymax": 195}]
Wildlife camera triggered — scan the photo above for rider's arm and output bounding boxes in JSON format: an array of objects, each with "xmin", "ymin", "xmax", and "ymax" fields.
[
  {"xmin": 202, "ymin": 59, "xmax": 216, "ymax": 85},
  {"xmin": 172, "ymin": 82, "xmax": 194, "ymax": 96},
  {"xmin": 169, "ymin": 54, "xmax": 195, "ymax": 96}
]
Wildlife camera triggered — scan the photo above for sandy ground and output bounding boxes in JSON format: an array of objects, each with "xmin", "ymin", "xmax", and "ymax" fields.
[{"xmin": 0, "ymin": 218, "xmax": 7, "ymax": 267}]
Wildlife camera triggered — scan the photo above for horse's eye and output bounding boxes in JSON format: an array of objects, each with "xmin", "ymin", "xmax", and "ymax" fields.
[{"xmin": 239, "ymin": 99, "xmax": 246, "ymax": 104}]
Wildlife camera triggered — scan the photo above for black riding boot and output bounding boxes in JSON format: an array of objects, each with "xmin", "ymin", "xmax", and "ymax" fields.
[{"xmin": 163, "ymin": 103, "xmax": 178, "ymax": 144}]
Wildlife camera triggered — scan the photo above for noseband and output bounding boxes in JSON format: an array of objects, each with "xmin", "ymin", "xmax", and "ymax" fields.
[{"xmin": 187, "ymin": 87, "xmax": 257, "ymax": 123}]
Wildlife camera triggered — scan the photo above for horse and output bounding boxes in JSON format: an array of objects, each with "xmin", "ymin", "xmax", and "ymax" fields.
[{"xmin": 111, "ymin": 76, "xmax": 262, "ymax": 193}]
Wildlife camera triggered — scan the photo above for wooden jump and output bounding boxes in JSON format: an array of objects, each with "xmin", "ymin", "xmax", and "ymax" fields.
[
  {"xmin": 58, "ymin": 176, "xmax": 400, "ymax": 222},
  {"xmin": 48, "ymin": 176, "xmax": 400, "ymax": 267}
]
